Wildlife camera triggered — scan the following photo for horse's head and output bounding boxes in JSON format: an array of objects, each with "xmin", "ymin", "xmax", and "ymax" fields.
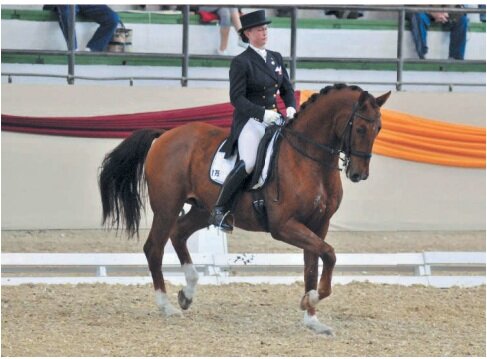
[
  {"xmin": 286, "ymin": 85, "xmax": 391, "ymax": 182},
  {"xmin": 338, "ymin": 89, "xmax": 391, "ymax": 182}
]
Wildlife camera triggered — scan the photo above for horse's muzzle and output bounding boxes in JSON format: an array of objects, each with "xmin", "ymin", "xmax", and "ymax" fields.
[{"xmin": 349, "ymin": 172, "xmax": 369, "ymax": 183}]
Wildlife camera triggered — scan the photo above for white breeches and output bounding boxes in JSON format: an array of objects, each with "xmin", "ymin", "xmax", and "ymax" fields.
[{"xmin": 238, "ymin": 118, "xmax": 267, "ymax": 174}]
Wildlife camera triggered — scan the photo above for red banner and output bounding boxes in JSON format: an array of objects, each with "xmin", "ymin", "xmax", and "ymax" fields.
[{"xmin": 1, "ymin": 92, "xmax": 300, "ymax": 138}]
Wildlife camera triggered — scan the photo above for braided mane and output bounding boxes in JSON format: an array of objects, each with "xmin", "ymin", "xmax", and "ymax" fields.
[{"xmin": 295, "ymin": 83, "xmax": 364, "ymax": 120}]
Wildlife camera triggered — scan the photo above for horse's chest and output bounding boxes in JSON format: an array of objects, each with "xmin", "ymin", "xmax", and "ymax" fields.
[
  {"xmin": 277, "ymin": 169, "xmax": 342, "ymax": 222},
  {"xmin": 312, "ymin": 192, "xmax": 339, "ymax": 217},
  {"xmin": 312, "ymin": 194, "xmax": 327, "ymax": 215}
]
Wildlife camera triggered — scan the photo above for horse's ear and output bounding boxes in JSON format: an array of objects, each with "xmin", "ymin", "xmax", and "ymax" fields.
[
  {"xmin": 375, "ymin": 91, "xmax": 391, "ymax": 107},
  {"xmin": 358, "ymin": 91, "xmax": 369, "ymax": 105}
]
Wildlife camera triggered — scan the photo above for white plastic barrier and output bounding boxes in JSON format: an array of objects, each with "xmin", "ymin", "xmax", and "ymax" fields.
[{"xmin": 2, "ymin": 252, "xmax": 484, "ymax": 288}]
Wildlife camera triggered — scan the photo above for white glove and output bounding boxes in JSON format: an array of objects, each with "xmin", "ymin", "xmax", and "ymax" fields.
[
  {"xmin": 286, "ymin": 106, "xmax": 296, "ymax": 120},
  {"xmin": 263, "ymin": 110, "xmax": 282, "ymax": 125}
]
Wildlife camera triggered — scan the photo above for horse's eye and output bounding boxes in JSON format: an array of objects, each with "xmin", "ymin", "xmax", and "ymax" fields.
[{"xmin": 356, "ymin": 127, "xmax": 366, "ymax": 135}]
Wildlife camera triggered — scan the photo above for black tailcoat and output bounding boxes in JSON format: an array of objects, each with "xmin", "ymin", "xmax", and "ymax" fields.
[{"xmin": 221, "ymin": 46, "xmax": 296, "ymax": 157}]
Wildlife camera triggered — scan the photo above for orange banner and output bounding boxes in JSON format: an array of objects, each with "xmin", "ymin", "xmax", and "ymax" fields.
[{"xmin": 300, "ymin": 90, "xmax": 486, "ymax": 168}]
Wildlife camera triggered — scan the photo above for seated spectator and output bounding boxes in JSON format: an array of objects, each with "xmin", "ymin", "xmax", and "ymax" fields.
[
  {"xmin": 45, "ymin": 5, "xmax": 120, "ymax": 51},
  {"xmin": 325, "ymin": 10, "xmax": 364, "ymax": 19},
  {"xmin": 408, "ymin": 7, "xmax": 468, "ymax": 60},
  {"xmin": 275, "ymin": 8, "xmax": 292, "ymax": 17},
  {"xmin": 198, "ymin": 6, "xmax": 247, "ymax": 55}
]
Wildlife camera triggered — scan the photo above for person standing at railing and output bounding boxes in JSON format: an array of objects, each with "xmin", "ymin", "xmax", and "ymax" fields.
[
  {"xmin": 208, "ymin": 10, "xmax": 296, "ymax": 232},
  {"xmin": 407, "ymin": 6, "xmax": 469, "ymax": 60},
  {"xmin": 479, "ymin": 4, "xmax": 486, "ymax": 23},
  {"xmin": 44, "ymin": 5, "xmax": 120, "ymax": 51},
  {"xmin": 198, "ymin": 6, "xmax": 247, "ymax": 55}
]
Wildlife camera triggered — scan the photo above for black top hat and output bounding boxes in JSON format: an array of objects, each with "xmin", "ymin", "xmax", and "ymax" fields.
[{"xmin": 239, "ymin": 10, "xmax": 271, "ymax": 33}]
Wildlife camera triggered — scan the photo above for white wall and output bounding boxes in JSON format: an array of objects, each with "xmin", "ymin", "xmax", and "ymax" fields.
[
  {"xmin": 334, "ymin": 156, "xmax": 485, "ymax": 230},
  {"xmin": 1, "ymin": 133, "xmax": 121, "ymax": 229}
]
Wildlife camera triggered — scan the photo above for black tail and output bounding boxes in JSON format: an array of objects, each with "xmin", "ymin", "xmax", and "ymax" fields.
[{"xmin": 98, "ymin": 129, "xmax": 164, "ymax": 237}]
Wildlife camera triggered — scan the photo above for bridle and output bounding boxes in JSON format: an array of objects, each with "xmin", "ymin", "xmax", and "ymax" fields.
[
  {"xmin": 339, "ymin": 102, "xmax": 377, "ymax": 169},
  {"xmin": 281, "ymin": 101, "xmax": 378, "ymax": 171}
]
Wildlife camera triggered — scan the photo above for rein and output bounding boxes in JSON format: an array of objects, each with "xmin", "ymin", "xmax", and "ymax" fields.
[
  {"xmin": 281, "ymin": 128, "xmax": 342, "ymax": 170},
  {"xmin": 281, "ymin": 101, "xmax": 376, "ymax": 171}
]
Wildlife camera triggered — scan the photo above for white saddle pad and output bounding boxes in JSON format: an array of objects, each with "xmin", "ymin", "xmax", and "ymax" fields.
[{"xmin": 210, "ymin": 132, "xmax": 279, "ymax": 190}]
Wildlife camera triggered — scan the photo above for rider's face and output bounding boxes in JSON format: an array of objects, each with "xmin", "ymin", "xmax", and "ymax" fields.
[{"xmin": 245, "ymin": 25, "xmax": 268, "ymax": 48}]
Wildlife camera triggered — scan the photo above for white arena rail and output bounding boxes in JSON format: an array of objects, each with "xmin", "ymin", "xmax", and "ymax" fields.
[{"xmin": 1, "ymin": 252, "xmax": 485, "ymax": 288}]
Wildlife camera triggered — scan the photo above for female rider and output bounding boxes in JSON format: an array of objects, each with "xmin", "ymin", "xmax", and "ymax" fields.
[{"xmin": 209, "ymin": 10, "xmax": 296, "ymax": 232}]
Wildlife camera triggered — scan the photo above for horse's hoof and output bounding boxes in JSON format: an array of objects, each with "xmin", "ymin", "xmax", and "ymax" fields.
[
  {"xmin": 178, "ymin": 289, "xmax": 193, "ymax": 310},
  {"xmin": 306, "ymin": 321, "xmax": 335, "ymax": 336},
  {"xmin": 304, "ymin": 312, "xmax": 334, "ymax": 336},
  {"xmin": 162, "ymin": 304, "xmax": 183, "ymax": 317},
  {"xmin": 313, "ymin": 324, "xmax": 334, "ymax": 336}
]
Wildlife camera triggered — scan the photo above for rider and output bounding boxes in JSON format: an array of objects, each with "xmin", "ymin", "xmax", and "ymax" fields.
[{"xmin": 209, "ymin": 9, "xmax": 296, "ymax": 232}]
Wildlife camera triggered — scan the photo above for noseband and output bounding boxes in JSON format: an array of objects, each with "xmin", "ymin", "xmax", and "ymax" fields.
[{"xmin": 282, "ymin": 101, "xmax": 377, "ymax": 171}]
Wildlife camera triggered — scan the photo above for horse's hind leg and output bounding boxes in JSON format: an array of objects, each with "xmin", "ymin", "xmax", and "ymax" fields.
[
  {"xmin": 170, "ymin": 204, "xmax": 211, "ymax": 310},
  {"xmin": 144, "ymin": 212, "xmax": 182, "ymax": 317}
]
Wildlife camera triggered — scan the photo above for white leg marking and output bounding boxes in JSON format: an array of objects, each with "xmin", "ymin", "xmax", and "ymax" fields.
[
  {"xmin": 154, "ymin": 289, "xmax": 182, "ymax": 317},
  {"xmin": 307, "ymin": 289, "xmax": 320, "ymax": 307},
  {"xmin": 303, "ymin": 312, "xmax": 334, "ymax": 336},
  {"xmin": 182, "ymin": 263, "xmax": 199, "ymax": 299},
  {"xmin": 300, "ymin": 289, "xmax": 321, "ymax": 310}
]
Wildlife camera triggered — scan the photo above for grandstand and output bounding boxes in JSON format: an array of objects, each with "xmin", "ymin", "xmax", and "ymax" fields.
[{"xmin": 1, "ymin": 5, "xmax": 485, "ymax": 91}]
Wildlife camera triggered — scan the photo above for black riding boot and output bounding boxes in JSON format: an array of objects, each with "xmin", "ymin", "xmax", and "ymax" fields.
[{"xmin": 209, "ymin": 160, "xmax": 248, "ymax": 232}]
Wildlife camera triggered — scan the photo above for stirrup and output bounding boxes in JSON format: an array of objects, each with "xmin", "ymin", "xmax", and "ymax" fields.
[
  {"xmin": 217, "ymin": 211, "xmax": 234, "ymax": 233},
  {"xmin": 209, "ymin": 208, "xmax": 234, "ymax": 233}
]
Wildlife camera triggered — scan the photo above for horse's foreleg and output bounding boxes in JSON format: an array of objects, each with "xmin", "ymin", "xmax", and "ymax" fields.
[
  {"xmin": 300, "ymin": 220, "xmax": 336, "ymax": 301},
  {"xmin": 317, "ymin": 241, "xmax": 336, "ymax": 300},
  {"xmin": 170, "ymin": 205, "xmax": 210, "ymax": 310},
  {"xmin": 273, "ymin": 219, "xmax": 334, "ymax": 335},
  {"xmin": 144, "ymin": 213, "xmax": 182, "ymax": 317},
  {"xmin": 300, "ymin": 250, "xmax": 334, "ymax": 336},
  {"xmin": 300, "ymin": 250, "xmax": 319, "ymax": 313}
]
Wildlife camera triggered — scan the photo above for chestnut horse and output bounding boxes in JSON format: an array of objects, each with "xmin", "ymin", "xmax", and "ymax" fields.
[{"xmin": 99, "ymin": 84, "xmax": 390, "ymax": 335}]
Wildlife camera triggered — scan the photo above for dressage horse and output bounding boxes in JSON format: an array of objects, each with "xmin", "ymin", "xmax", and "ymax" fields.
[{"xmin": 99, "ymin": 84, "xmax": 390, "ymax": 335}]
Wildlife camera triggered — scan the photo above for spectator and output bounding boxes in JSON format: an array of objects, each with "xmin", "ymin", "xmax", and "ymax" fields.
[
  {"xmin": 408, "ymin": 7, "xmax": 469, "ymax": 60},
  {"xmin": 275, "ymin": 8, "xmax": 292, "ymax": 17},
  {"xmin": 480, "ymin": 4, "xmax": 486, "ymax": 23},
  {"xmin": 45, "ymin": 5, "xmax": 120, "ymax": 51},
  {"xmin": 325, "ymin": 10, "xmax": 364, "ymax": 19},
  {"xmin": 198, "ymin": 6, "xmax": 246, "ymax": 55}
]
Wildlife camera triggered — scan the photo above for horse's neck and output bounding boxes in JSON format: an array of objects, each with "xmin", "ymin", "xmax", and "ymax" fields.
[
  {"xmin": 284, "ymin": 101, "xmax": 341, "ymax": 174},
  {"xmin": 292, "ymin": 99, "xmax": 340, "ymax": 149}
]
